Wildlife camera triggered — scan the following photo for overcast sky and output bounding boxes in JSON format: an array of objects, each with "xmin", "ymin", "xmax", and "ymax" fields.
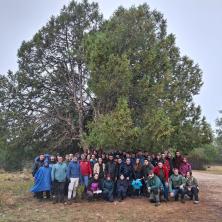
[{"xmin": 0, "ymin": 0, "xmax": 221, "ymax": 130}]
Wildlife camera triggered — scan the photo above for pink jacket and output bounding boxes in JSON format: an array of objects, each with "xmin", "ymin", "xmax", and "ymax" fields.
[{"xmin": 179, "ymin": 162, "xmax": 191, "ymax": 177}]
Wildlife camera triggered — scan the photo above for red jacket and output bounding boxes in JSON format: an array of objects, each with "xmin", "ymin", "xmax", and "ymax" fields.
[
  {"xmin": 153, "ymin": 166, "xmax": 169, "ymax": 182},
  {"xmin": 80, "ymin": 160, "xmax": 92, "ymax": 176}
]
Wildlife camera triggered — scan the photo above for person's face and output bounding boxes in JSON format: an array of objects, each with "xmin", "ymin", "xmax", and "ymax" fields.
[
  {"xmin": 126, "ymin": 158, "xmax": 131, "ymax": 165},
  {"xmin": 98, "ymin": 158, "xmax": 102, "ymax": 164},
  {"xmin": 161, "ymin": 154, "xmax": 165, "ymax": 159},
  {"xmin": 109, "ymin": 156, "xmax": 113, "ymax": 161},
  {"xmin": 174, "ymin": 169, "xmax": 179, "ymax": 175},
  {"xmin": 39, "ymin": 155, "xmax": 44, "ymax": 161},
  {"xmin": 92, "ymin": 154, "xmax": 95, "ymax": 160},
  {"xmin": 183, "ymin": 158, "xmax": 187, "ymax": 163},
  {"xmin": 144, "ymin": 160, "xmax": 149, "ymax": 165},
  {"xmin": 167, "ymin": 153, "xmax": 172, "ymax": 158},
  {"xmin": 69, "ymin": 154, "xmax": 73, "ymax": 161},
  {"xmin": 148, "ymin": 173, "xmax": 154, "ymax": 178},
  {"xmin": 132, "ymin": 154, "xmax": 135, "ymax": 158},
  {"xmin": 87, "ymin": 155, "xmax": 90, "ymax": 160},
  {"xmin": 118, "ymin": 159, "xmax": 122, "ymax": 164},
  {"xmin": 156, "ymin": 155, "xmax": 160, "ymax": 160},
  {"xmin": 120, "ymin": 175, "xmax": 124, "ymax": 180},
  {"xmin": 50, "ymin": 156, "xmax": 55, "ymax": 162},
  {"xmin": 94, "ymin": 174, "xmax": 99, "ymax": 180},
  {"xmin": 107, "ymin": 176, "xmax": 111, "ymax": 181},
  {"xmin": 136, "ymin": 158, "xmax": 140, "ymax": 164},
  {"xmin": 158, "ymin": 162, "xmax": 163, "ymax": 168},
  {"xmin": 65, "ymin": 155, "xmax": 69, "ymax": 161},
  {"xmin": 102, "ymin": 154, "xmax": 105, "ymax": 159},
  {"xmin": 73, "ymin": 156, "xmax": 78, "ymax": 162},
  {"xmin": 176, "ymin": 152, "xmax": 180, "ymax": 157},
  {"xmin": 126, "ymin": 153, "xmax": 130, "ymax": 158},
  {"xmin": 58, "ymin": 156, "xmax": 63, "ymax": 163},
  {"xmin": 186, "ymin": 172, "xmax": 191, "ymax": 178}
]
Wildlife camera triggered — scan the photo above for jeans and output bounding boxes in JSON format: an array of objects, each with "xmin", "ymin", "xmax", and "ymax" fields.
[
  {"xmin": 172, "ymin": 188, "xmax": 185, "ymax": 200},
  {"xmin": 80, "ymin": 175, "xmax": 89, "ymax": 188},
  {"xmin": 185, "ymin": 187, "xmax": 199, "ymax": 201},
  {"xmin": 149, "ymin": 188, "xmax": 161, "ymax": 203},
  {"xmin": 161, "ymin": 180, "xmax": 169, "ymax": 200},
  {"xmin": 103, "ymin": 189, "xmax": 113, "ymax": 201}
]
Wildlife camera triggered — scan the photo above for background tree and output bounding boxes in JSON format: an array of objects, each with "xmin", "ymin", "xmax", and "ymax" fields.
[{"xmin": 85, "ymin": 4, "xmax": 212, "ymax": 151}]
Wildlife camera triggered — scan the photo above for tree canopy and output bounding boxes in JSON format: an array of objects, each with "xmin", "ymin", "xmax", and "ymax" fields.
[{"xmin": 0, "ymin": 1, "xmax": 213, "ymax": 168}]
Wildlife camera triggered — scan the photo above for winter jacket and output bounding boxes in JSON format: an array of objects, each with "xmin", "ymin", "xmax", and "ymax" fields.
[
  {"xmin": 67, "ymin": 161, "xmax": 80, "ymax": 179},
  {"xmin": 173, "ymin": 156, "xmax": 183, "ymax": 169},
  {"xmin": 80, "ymin": 160, "xmax": 92, "ymax": 176},
  {"xmin": 179, "ymin": 162, "xmax": 192, "ymax": 177},
  {"xmin": 87, "ymin": 179, "xmax": 100, "ymax": 192},
  {"xmin": 116, "ymin": 179, "xmax": 128, "ymax": 192},
  {"xmin": 146, "ymin": 175, "xmax": 163, "ymax": 191},
  {"xmin": 153, "ymin": 166, "xmax": 169, "ymax": 182},
  {"xmin": 30, "ymin": 166, "xmax": 51, "ymax": 193},
  {"xmin": 115, "ymin": 163, "xmax": 125, "ymax": 179},
  {"xmin": 102, "ymin": 179, "xmax": 114, "ymax": 193},
  {"xmin": 51, "ymin": 162, "xmax": 67, "ymax": 182},
  {"xmin": 32, "ymin": 160, "xmax": 44, "ymax": 177},
  {"xmin": 121, "ymin": 163, "xmax": 134, "ymax": 180},
  {"xmin": 93, "ymin": 162, "xmax": 105, "ymax": 177},
  {"xmin": 105, "ymin": 161, "xmax": 116, "ymax": 179},
  {"xmin": 142, "ymin": 164, "xmax": 154, "ymax": 179},
  {"xmin": 169, "ymin": 174, "xmax": 186, "ymax": 192},
  {"xmin": 185, "ymin": 176, "xmax": 198, "ymax": 188}
]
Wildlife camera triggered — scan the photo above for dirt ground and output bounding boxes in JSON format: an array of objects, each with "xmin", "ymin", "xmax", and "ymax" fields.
[{"xmin": 0, "ymin": 170, "xmax": 222, "ymax": 222}]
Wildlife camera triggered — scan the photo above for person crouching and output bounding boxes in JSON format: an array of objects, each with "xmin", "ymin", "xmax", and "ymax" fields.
[
  {"xmin": 102, "ymin": 175, "xmax": 114, "ymax": 202},
  {"xmin": 86, "ymin": 173, "xmax": 102, "ymax": 201},
  {"xmin": 146, "ymin": 172, "xmax": 163, "ymax": 206},
  {"xmin": 116, "ymin": 174, "xmax": 128, "ymax": 202}
]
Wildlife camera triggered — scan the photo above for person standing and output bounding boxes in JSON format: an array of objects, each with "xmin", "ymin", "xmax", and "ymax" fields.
[
  {"xmin": 51, "ymin": 156, "xmax": 67, "ymax": 204},
  {"xmin": 67, "ymin": 155, "xmax": 80, "ymax": 204},
  {"xmin": 79, "ymin": 154, "xmax": 92, "ymax": 189}
]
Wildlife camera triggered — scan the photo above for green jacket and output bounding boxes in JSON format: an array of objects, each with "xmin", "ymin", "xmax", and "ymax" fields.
[
  {"xmin": 51, "ymin": 162, "xmax": 67, "ymax": 182},
  {"xmin": 169, "ymin": 174, "xmax": 186, "ymax": 192},
  {"xmin": 185, "ymin": 176, "xmax": 198, "ymax": 188},
  {"xmin": 146, "ymin": 175, "xmax": 163, "ymax": 190}
]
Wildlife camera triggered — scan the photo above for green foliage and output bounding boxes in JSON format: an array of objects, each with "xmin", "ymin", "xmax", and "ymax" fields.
[
  {"xmin": 0, "ymin": 1, "xmax": 214, "ymax": 164},
  {"xmin": 85, "ymin": 98, "xmax": 139, "ymax": 150}
]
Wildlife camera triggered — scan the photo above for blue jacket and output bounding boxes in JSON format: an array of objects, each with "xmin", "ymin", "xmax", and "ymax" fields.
[
  {"xmin": 67, "ymin": 161, "xmax": 80, "ymax": 179},
  {"xmin": 30, "ymin": 166, "xmax": 51, "ymax": 193},
  {"xmin": 51, "ymin": 162, "xmax": 67, "ymax": 182}
]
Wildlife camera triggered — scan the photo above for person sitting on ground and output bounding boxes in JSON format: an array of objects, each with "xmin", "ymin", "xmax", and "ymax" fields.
[
  {"xmin": 102, "ymin": 175, "xmax": 114, "ymax": 202},
  {"xmin": 145, "ymin": 171, "xmax": 163, "ymax": 207},
  {"xmin": 169, "ymin": 168, "xmax": 186, "ymax": 203},
  {"xmin": 30, "ymin": 160, "xmax": 51, "ymax": 201},
  {"xmin": 86, "ymin": 173, "xmax": 102, "ymax": 201},
  {"xmin": 153, "ymin": 162, "xmax": 169, "ymax": 201},
  {"xmin": 185, "ymin": 171, "xmax": 199, "ymax": 204},
  {"xmin": 116, "ymin": 174, "xmax": 128, "ymax": 202},
  {"xmin": 179, "ymin": 157, "xmax": 192, "ymax": 177},
  {"xmin": 67, "ymin": 155, "xmax": 80, "ymax": 204}
]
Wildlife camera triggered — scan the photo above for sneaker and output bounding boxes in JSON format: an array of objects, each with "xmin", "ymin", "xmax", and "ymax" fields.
[{"xmin": 194, "ymin": 201, "xmax": 199, "ymax": 204}]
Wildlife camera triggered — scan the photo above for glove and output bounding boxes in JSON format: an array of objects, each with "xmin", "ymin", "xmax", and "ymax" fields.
[{"xmin": 179, "ymin": 185, "xmax": 184, "ymax": 189}]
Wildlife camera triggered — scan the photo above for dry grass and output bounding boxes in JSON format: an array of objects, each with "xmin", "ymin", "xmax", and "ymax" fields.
[{"xmin": 0, "ymin": 169, "xmax": 222, "ymax": 222}]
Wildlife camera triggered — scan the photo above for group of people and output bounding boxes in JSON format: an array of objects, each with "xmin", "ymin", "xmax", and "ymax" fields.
[{"xmin": 30, "ymin": 150, "xmax": 200, "ymax": 206}]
